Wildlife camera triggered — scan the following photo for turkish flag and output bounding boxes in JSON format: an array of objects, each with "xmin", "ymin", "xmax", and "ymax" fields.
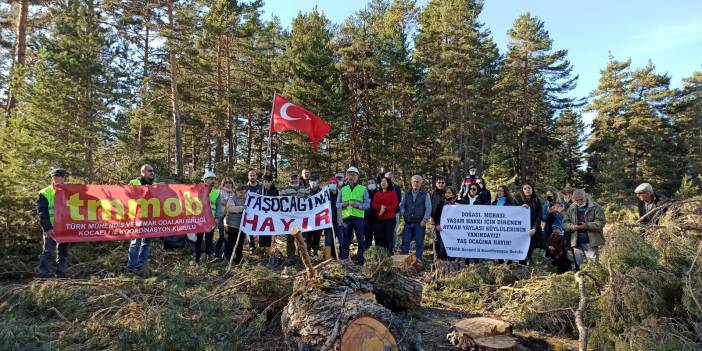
[{"xmin": 271, "ymin": 94, "xmax": 331, "ymax": 149}]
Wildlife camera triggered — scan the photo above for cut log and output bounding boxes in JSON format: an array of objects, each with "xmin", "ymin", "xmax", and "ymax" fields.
[
  {"xmin": 447, "ymin": 317, "xmax": 520, "ymax": 351},
  {"xmin": 340, "ymin": 316, "xmax": 399, "ymax": 351},
  {"xmin": 373, "ymin": 273, "xmax": 422, "ymax": 311},
  {"xmin": 281, "ymin": 262, "xmax": 402, "ymax": 350}
]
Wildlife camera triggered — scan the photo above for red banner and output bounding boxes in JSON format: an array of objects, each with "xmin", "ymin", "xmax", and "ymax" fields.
[{"xmin": 52, "ymin": 184, "xmax": 215, "ymax": 243}]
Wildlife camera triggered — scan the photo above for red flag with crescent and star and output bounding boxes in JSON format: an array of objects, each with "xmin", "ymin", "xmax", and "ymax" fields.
[{"xmin": 270, "ymin": 94, "xmax": 331, "ymax": 149}]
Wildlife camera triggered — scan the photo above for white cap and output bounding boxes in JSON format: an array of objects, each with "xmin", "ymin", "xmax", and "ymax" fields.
[
  {"xmin": 202, "ymin": 170, "xmax": 217, "ymax": 180},
  {"xmin": 346, "ymin": 166, "xmax": 359, "ymax": 174},
  {"xmin": 384, "ymin": 172, "xmax": 393, "ymax": 178},
  {"xmin": 634, "ymin": 182, "xmax": 653, "ymax": 194}
]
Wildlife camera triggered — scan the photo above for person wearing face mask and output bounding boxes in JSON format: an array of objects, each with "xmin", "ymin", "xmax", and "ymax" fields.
[
  {"xmin": 515, "ymin": 183, "xmax": 543, "ymax": 264},
  {"xmin": 257, "ymin": 174, "xmax": 278, "ymax": 252},
  {"xmin": 193, "ymin": 170, "xmax": 222, "ymax": 263},
  {"xmin": 432, "ymin": 186, "xmax": 459, "ymax": 261},
  {"xmin": 371, "ymin": 177, "xmax": 398, "ymax": 253},
  {"xmin": 542, "ymin": 186, "xmax": 571, "ymax": 273},
  {"xmin": 323, "ymin": 176, "xmax": 342, "ymax": 259},
  {"xmin": 384, "ymin": 171, "xmax": 402, "ymax": 253},
  {"xmin": 364, "ymin": 178, "xmax": 379, "ymax": 248},
  {"xmin": 563, "ymin": 188, "xmax": 605, "ymax": 266},
  {"xmin": 304, "ymin": 175, "xmax": 323, "ymax": 256}
]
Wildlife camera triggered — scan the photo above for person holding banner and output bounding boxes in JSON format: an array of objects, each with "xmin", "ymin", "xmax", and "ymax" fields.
[
  {"xmin": 371, "ymin": 177, "xmax": 399, "ymax": 253},
  {"xmin": 215, "ymin": 178, "xmax": 235, "ymax": 258},
  {"xmin": 245, "ymin": 170, "xmax": 261, "ymax": 252},
  {"xmin": 400, "ymin": 175, "xmax": 432, "ymax": 262},
  {"xmin": 324, "ymin": 176, "xmax": 341, "ymax": 259},
  {"xmin": 305, "ymin": 175, "xmax": 324, "ymax": 256},
  {"xmin": 38, "ymin": 167, "xmax": 70, "ymax": 278},
  {"xmin": 193, "ymin": 170, "xmax": 221, "ymax": 263},
  {"xmin": 280, "ymin": 171, "xmax": 308, "ymax": 264},
  {"xmin": 127, "ymin": 164, "xmax": 156, "ymax": 271},
  {"xmin": 515, "ymin": 183, "xmax": 543, "ymax": 264},
  {"xmin": 337, "ymin": 166, "xmax": 369, "ymax": 265},
  {"xmin": 223, "ymin": 185, "xmax": 248, "ymax": 264},
  {"xmin": 431, "ymin": 186, "xmax": 459, "ymax": 261},
  {"xmin": 257, "ymin": 174, "xmax": 278, "ymax": 251}
]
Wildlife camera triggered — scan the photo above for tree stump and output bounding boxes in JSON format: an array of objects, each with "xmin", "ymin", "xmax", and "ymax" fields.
[
  {"xmin": 281, "ymin": 262, "xmax": 402, "ymax": 350},
  {"xmin": 447, "ymin": 317, "xmax": 520, "ymax": 351}
]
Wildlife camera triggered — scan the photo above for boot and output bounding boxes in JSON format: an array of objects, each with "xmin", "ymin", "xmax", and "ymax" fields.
[{"xmin": 324, "ymin": 246, "xmax": 332, "ymax": 260}]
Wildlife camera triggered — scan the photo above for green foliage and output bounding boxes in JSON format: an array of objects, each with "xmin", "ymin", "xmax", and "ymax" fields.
[
  {"xmin": 675, "ymin": 174, "xmax": 701, "ymax": 199},
  {"xmin": 599, "ymin": 225, "xmax": 659, "ymax": 273}
]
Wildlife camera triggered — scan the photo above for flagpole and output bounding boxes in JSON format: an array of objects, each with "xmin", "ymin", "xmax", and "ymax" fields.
[{"xmin": 267, "ymin": 92, "xmax": 276, "ymax": 176}]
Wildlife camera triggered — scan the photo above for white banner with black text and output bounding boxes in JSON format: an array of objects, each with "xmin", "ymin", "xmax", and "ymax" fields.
[
  {"xmin": 239, "ymin": 189, "xmax": 333, "ymax": 236},
  {"xmin": 439, "ymin": 205, "xmax": 531, "ymax": 260}
]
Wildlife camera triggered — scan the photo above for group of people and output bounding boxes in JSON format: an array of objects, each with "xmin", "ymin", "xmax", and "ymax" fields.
[{"xmin": 37, "ymin": 164, "xmax": 670, "ymax": 278}]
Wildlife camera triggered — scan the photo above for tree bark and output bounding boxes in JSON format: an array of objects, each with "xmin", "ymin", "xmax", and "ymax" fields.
[
  {"xmin": 447, "ymin": 317, "xmax": 520, "ymax": 351},
  {"xmin": 167, "ymin": 0, "xmax": 184, "ymax": 178},
  {"xmin": 281, "ymin": 263, "xmax": 402, "ymax": 351},
  {"xmin": 5, "ymin": 0, "xmax": 28, "ymax": 116}
]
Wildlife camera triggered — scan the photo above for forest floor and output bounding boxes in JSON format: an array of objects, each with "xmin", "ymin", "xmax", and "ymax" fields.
[{"xmin": 1, "ymin": 232, "xmax": 580, "ymax": 351}]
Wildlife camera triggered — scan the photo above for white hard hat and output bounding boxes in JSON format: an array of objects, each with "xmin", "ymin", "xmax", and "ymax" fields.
[
  {"xmin": 346, "ymin": 166, "xmax": 359, "ymax": 174},
  {"xmin": 202, "ymin": 170, "xmax": 217, "ymax": 180}
]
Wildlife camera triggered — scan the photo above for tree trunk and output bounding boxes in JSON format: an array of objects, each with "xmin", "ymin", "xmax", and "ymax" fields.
[
  {"xmin": 138, "ymin": 6, "xmax": 151, "ymax": 154},
  {"xmin": 281, "ymin": 263, "xmax": 402, "ymax": 351},
  {"xmin": 447, "ymin": 317, "xmax": 521, "ymax": 351},
  {"xmin": 167, "ymin": 0, "xmax": 184, "ymax": 178},
  {"xmin": 5, "ymin": 0, "xmax": 28, "ymax": 116}
]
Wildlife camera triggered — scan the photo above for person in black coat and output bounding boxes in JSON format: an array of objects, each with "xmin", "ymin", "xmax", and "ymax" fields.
[
  {"xmin": 432, "ymin": 186, "xmax": 459, "ymax": 261},
  {"xmin": 515, "ymin": 183, "xmax": 543, "ymax": 264},
  {"xmin": 257, "ymin": 174, "xmax": 279, "ymax": 250}
]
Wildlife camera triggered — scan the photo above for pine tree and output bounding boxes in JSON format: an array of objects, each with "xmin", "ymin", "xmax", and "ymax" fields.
[
  {"xmin": 553, "ymin": 108, "xmax": 585, "ymax": 186},
  {"xmin": 415, "ymin": 0, "xmax": 500, "ymax": 184},
  {"xmin": 674, "ymin": 70, "xmax": 702, "ymax": 182},
  {"xmin": 273, "ymin": 8, "xmax": 344, "ymax": 174},
  {"xmin": 587, "ymin": 58, "xmax": 679, "ymax": 194},
  {"xmin": 494, "ymin": 13, "xmax": 577, "ymax": 184}
]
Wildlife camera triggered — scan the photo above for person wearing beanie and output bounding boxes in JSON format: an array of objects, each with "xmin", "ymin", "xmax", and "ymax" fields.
[{"xmin": 127, "ymin": 164, "xmax": 156, "ymax": 271}]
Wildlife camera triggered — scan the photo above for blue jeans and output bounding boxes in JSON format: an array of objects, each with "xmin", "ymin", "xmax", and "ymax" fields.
[
  {"xmin": 401, "ymin": 223, "xmax": 426, "ymax": 261},
  {"xmin": 128, "ymin": 238, "xmax": 151, "ymax": 269},
  {"xmin": 341, "ymin": 218, "xmax": 366, "ymax": 264},
  {"xmin": 39, "ymin": 234, "xmax": 69, "ymax": 278}
]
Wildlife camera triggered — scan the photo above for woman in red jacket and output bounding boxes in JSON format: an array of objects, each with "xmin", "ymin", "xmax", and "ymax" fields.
[{"xmin": 371, "ymin": 177, "xmax": 399, "ymax": 254}]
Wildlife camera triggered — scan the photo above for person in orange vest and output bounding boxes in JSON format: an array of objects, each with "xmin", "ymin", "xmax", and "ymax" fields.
[{"xmin": 38, "ymin": 167, "xmax": 70, "ymax": 278}]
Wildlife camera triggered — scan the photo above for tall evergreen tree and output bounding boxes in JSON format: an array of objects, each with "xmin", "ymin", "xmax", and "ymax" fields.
[
  {"xmin": 494, "ymin": 13, "xmax": 577, "ymax": 184},
  {"xmin": 274, "ymin": 8, "xmax": 344, "ymax": 173},
  {"xmin": 415, "ymin": 0, "xmax": 499, "ymax": 184}
]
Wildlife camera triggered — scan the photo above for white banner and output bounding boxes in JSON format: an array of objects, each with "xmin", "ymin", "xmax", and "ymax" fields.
[
  {"xmin": 439, "ymin": 205, "xmax": 531, "ymax": 260},
  {"xmin": 239, "ymin": 189, "xmax": 334, "ymax": 236}
]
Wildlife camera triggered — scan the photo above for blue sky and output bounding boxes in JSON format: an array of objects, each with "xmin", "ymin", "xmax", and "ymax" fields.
[{"xmin": 262, "ymin": 0, "xmax": 702, "ymax": 122}]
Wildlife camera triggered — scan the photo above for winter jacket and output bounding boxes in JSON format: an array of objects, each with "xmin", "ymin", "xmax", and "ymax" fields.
[
  {"xmin": 637, "ymin": 193, "xmax": 668, "ymax": 225},
  {"xmin": 563, "ymin": 200, "xmax": 606, "ymax": 247},
  {"xmin": 371, "ymin": 190, "xmax": 399, "ymax": 221},
  {"xmin": 431, "ymin": 187, "xmax": 446, "ymax": 219}
]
